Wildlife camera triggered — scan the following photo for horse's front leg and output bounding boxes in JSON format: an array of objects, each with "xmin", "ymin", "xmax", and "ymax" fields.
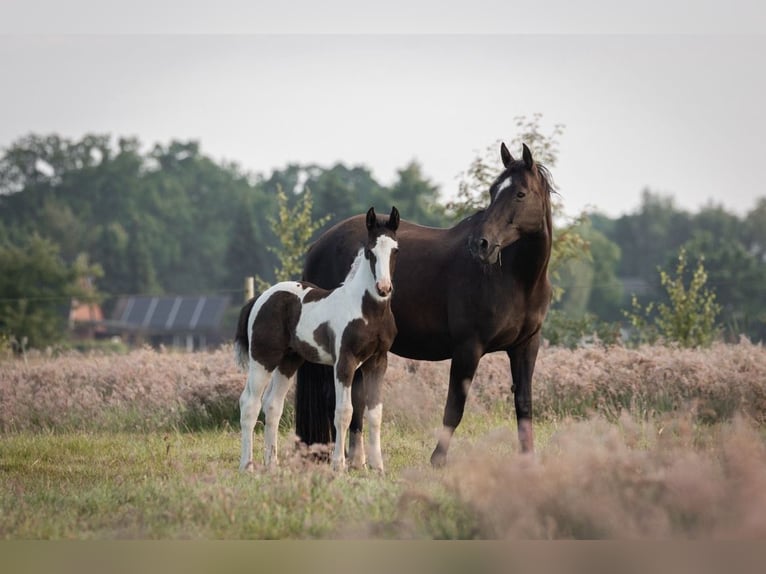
[
  {"xmin": 332, "ymin": 356, "xmax": 356, "ymax": 472},
  {"xmin": 361, "ymin": 353, "xmax": 387, "ymax": 472},
  {"xmin": 507, "ymin": 332, "xmax": 541, "ymax": 454},
  {"xmin": 431, "ymin": 342, "xmax": 482, "ymax": 468}
]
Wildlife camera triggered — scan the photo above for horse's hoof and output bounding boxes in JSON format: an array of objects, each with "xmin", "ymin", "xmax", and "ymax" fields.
[{"xmin": 430, "ymin": 449, "xmax": 447, "ymax": 468}]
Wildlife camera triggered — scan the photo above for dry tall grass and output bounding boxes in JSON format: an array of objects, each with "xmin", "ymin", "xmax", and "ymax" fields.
[
  {"xmin": 3, "ymin": 342, "xmax": 766, "ymax": 539},
  {"xmin": 2, "ymin": 341, "xmax": 766, "ymax": 432},
  {"xmin": 391, "ymin": 414, "xmax": 766, "ymax": 538}
]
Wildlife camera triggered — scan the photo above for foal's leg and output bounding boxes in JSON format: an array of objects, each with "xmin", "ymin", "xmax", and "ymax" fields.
[
  {"xmin": 332, "ymin": 357, "xmax": 356, "ymax": 472},
  {"xmin": 261, "ymin": 369, "xmax": 293, "ymax": 468},
  {"xmin": 348, "ymin": 370, "xmax": 366, "ymax": 469},
  {"xmin": 507, "ymin": 332, "xmax": 541, "ymax": 454},
  {"xmin": 430, "ymin": 342, "xmax": 482, "ymax": 468},
  {"xmin": 239, "ymin": 361, "xmax": 272, "ymax": 471},
  {"xmin": 361, "ymin": 353, "xmax": 387, "ymax": 472}
]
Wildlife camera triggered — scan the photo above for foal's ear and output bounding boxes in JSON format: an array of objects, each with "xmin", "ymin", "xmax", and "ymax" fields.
[
  {"xmin": 387, "ymin": 206, "xmax": 400, "ymax": 232},
  {"xmin": 500, "ymin": 142, "xmax": 514, "ymax": 168},
  {"xmin": 522, "ymin": 143, "xmax": 535, "ymax": 170},
  {"xmin": 366, "ymin": 206, "xmax": 377, "ymax": 230}
]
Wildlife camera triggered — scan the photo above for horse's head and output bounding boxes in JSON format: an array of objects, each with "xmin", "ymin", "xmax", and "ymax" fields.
[
  {"xmin": 364, "ymin": 205, "xmax": 400, "ymax": 299},
  {"xmin": 469, "ymin": 142, "xmax": 552, "ymax": 265}
]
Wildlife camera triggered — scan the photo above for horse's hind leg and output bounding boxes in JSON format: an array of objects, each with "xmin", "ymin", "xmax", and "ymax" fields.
[
  {"xmin": 361, "ymin": 353, "xmax": 387, "ymax": 472},
  {"xmin": 332, "ymin": 358, "xmax": 356, "ymax": 472},
  {"xmin": 508, "ymin": 333, "xmax": 541, "ymax": 454},
  {"xmin": 261, "ymin": 368, "xmax": 293, "ymax": 468},
  {"xmin": 239, "ymin": 361, "xmax": 272, "ymax": 471},
  {"xmin": 348, "ymin": 370, "xmax": 366, "ymax": 469}
]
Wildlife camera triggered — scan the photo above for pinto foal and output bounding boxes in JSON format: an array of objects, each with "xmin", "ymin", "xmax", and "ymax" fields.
[{"xmin": 234, "ymin": 206, "xmax": 400, "ymax": 472}]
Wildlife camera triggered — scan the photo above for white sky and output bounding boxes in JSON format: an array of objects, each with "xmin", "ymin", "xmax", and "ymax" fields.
[{"xmin": 1, "ymin": 2, "xmax": 765, "ymax": 219}]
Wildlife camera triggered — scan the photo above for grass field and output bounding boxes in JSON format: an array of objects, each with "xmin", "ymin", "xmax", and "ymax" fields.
[{"xmin": 2, "ymin": 343, "xmax": 766, "ymax": 539}]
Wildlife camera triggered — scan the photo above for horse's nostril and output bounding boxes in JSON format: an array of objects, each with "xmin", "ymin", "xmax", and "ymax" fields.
[{"xmin": 479, "ymin": 238, "xmax": 489, "ymax": 251}]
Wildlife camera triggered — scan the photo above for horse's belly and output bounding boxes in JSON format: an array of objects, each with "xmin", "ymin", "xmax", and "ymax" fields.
[{"xmin": 390, "ymin": 331, "xmax": 452, "ymax": 361}]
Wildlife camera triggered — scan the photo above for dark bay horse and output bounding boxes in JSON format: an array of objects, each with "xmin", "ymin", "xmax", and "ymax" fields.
[
  {"xmin": 296, "ymin": 143, "xmax": 553, "ymax": 466},
  {"xmin": 235, "ymin": 206, "xmax": 400, "ymax": 471}
]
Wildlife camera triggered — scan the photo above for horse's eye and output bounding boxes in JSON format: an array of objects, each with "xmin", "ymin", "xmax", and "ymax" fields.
[
  {"xmin": 392, "ymin": 248, "xmax": 399, "ymax": 255},
  {"xmin": 516, "ymin": 191, "xmax": 526, "ymax": 199}
]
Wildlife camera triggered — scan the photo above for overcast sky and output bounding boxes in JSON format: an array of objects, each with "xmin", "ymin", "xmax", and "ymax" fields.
[{"xmin": 1, "ymin": 2, "xmax": 765, "ymax": 219}]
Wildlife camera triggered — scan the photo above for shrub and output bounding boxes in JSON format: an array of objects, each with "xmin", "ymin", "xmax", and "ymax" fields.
[{"xmin": 624, "ymin": 248, "xmax": 721, "ymax": 348}]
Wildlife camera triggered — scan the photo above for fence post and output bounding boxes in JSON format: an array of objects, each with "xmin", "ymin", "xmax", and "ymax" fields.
[{"xmin": 244, "ymin": 276, "xmax": 255, "ymax": 302}]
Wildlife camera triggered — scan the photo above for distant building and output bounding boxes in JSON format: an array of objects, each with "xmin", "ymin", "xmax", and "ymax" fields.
[
  {"xmin": 104, "ymin": 295, "xmax": 231, "ymax": 351},
  {"xmin": 68, "ymin": 298, "xmax": 106, "ymax": 340}
]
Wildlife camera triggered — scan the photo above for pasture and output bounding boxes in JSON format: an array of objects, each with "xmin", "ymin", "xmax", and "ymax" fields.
[{"xmin": 2, "ymin": 343, "xmax": 766, "ymax": 538}]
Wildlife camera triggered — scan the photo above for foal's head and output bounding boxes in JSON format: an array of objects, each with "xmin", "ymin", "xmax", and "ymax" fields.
[
  {"xmin": 363, "ymin": 206, "xmax": 400, "ymax": 299},
  {"xmin": 470, "ymin": 142, "xmax": 554, "ymax": 265}
]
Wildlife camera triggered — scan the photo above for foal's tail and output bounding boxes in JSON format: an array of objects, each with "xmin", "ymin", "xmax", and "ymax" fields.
[{"xmin": 233, "ymin": 298, "xmax": 256, "ymax": 372}]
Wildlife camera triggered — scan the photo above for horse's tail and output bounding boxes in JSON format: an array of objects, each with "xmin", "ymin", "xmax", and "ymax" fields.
[
  {"xmin": 295, "ymin": 362, "xmax": 335, "ymax": 445},
  {"xmin": 234, "ymin": 297, "xmax": 256, "ymax": 372}
]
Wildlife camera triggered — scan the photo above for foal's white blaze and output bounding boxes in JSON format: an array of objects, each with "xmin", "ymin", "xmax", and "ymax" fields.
[{"xmin": 369, "ymin": 235, "xmax": 398, "ymax": 300}]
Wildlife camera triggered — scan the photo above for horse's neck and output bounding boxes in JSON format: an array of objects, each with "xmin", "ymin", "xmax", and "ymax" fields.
[
  {"xmin": 503, "ymin": 227, "xmax": 552, "ymax": 288},
  {"xmin": 341, "ymin": 250, "xmax": 375, "ymax": 298}
]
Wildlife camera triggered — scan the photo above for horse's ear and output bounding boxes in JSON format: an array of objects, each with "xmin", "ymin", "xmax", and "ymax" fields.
[
  {"xmin": 387, "ymin": 206, "xmax": 400, "ymax": 231},
  {"xmin": 500, "ymin": 142, "xmax": 514, "ymax": 168},
  {"xmin": 522, "ymin": 143, "xmax": 535, "ymax": 170},
  {"xmin": 366, "ymin": 207, "xmax": 377, "ymax": 230}
]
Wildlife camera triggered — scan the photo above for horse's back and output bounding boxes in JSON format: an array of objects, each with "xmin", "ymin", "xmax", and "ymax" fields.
[{"xmin": 304, "ymin": 216, "xmax": 471, "ymax": 360}]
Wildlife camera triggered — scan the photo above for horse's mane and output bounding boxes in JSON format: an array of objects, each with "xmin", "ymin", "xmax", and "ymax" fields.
[
  {"xmin": 534, "ymin": 162, "xmax": 556, "ymax": 198},
  {"xmin": 341, "ymin": 247, "xmax": 365, "ymax": 285}
]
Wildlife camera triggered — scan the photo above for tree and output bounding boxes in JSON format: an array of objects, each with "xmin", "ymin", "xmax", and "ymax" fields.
[
  {"xmin": 447, "ymin": 113, "xmax": 565, "ymax": 220},
  {"xmin": 389, "ymin": 161, "xmax": 446, "ymax": 226},
  {"xmin": 682, "ymin": 231, "xmax": 766, "ymax": 341},
  {"xmin": 744, "ymin": 198, "xmax": 766, "ymax": 263},
  {"xmin": 255, "ymin": 186, "xmax": 331, "ymax": 292},
  {"xmin": 610, "ymin": 190, "xmax": 693, "ymax": 280},
  {"xmin": 305, "ymin": 164, "xmax": 385, "ymax": 225},
  {"xmin": 0, "ymin": 235, "xmax": 102, "ymax": 349},
  {"xmin": 225, "ymin": 200, "xmax": 270, "ymax": 291}
]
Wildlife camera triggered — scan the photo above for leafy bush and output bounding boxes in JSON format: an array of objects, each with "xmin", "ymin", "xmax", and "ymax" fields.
[{"xmin": 624, "ymin": 248, "xmax": 721, "ymax": 348}]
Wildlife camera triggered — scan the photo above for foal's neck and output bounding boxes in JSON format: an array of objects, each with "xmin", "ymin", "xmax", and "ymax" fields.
[
  {"xmin": 343, "ymin": 248, "xmax": 375, "ymax": 298},
  {"xmin": 343, "ymin": 248, "xmax": 375, "ymax": 293}
]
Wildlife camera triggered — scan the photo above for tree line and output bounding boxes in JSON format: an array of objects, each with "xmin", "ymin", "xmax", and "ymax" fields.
[{"xmin": 1, "ymin": 132, "xmax": 765, "ymax": 349}]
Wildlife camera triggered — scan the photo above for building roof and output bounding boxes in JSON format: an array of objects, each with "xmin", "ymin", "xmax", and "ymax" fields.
[{"xmin": 108, "ymin": 295, "xmax": 231, "ymax": 334}]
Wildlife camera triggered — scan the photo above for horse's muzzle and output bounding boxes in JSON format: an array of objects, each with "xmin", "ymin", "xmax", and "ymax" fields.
[
  {"xmin": 470, "ymin": 236, "xmax": 501, "ymax": 265},
  {"xmin": 376, "ymin": 280, "xmax": 393, "ymax": 298}
]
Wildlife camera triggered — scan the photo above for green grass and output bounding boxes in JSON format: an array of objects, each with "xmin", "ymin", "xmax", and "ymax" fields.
[
  {"xmin": 0, "ymin": 411, "xmax": 540, "ymax": 539},
  {"xmin": 4, "ymin": 411, "xmax": 758, "ymax": 539}
]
